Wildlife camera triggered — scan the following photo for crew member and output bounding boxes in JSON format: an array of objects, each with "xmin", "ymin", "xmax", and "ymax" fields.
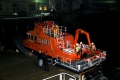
[
  {"xmin": 75, "ymin": 43, "xmax": 80, "ymax": 56},
  {"xmin": 79, "ymin": 42, "xmax": 83, "ymax": 48},
  {"xmin": 42, "ymin": 51, "xmax": 49, "ymax": 71},
  {"xmin": 79, "ymin": 42, "xmax": 83, "ymax": 54},
  {"xmin": 52, "ymin": 24, "xmax": 59, "ymax": 38},
  {"xmin": 91, "ymin": 42, "xmax": 96, "ymax": 51},
  {"xmin": 38, "ymin": 51, "xmax": 43, "ymax": 67}
]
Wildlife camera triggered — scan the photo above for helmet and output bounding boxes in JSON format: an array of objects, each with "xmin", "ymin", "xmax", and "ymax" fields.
[
  {"xmin": 92, "ymin": 42, "xmax": 94, "ymax": 45},
  {"xmin": 80, "ymin": 42, "xmax": 82, "ymax": 44},
  {"xmin": 76, "ymin": 43, "xmax": 79, "ymax": 46}
]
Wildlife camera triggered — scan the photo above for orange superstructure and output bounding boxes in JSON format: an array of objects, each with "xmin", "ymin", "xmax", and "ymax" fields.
[{"xmin": 23, "ymin": 21, "xmax": 77, "ymax": 62}]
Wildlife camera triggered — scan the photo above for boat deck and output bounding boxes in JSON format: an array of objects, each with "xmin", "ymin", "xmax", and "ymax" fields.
[{"xmin": 0, "ymin": 50, "xmax": 77, "ymax": 80}]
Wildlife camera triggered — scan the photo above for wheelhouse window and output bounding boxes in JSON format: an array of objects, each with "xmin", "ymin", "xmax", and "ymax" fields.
[
  {"xmin": 27, "ymin": 34, "xmax": 31, "ymax": 39},
  {"xmin": 41, "ymin": 39, "xmax": 49, "ymax": 45},
  {"xmin": 46, "ymin": 40, "xmax": 49, "ymax": 45},
  {"xmin": 31, "ymin": 35, "xmax": 33, "ymax": 39},
  {"xmin": 34, "ymin": 36, "xmax": 37, "ymax": 40},
  {"xmin": 26, "ymin": 34, "xmax": 29, "ymax": 38},
  {"xmin": 44, "ymin": 39, "xmax": 46, "ymax": 44},
  {"xmin": 42, "ymin": 39, "xmax": 44, "ymax": 44}
]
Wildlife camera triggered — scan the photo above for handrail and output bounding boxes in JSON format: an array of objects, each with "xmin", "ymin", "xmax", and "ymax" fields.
[
  {"xmin": 59, "ymin": 26, "xmax": 67, "ymax": 32},
  {"xmin": 57, "ymin": 55, "xmax": 71, "ymax": 64},
  {"xmin": 43, "ymin": 72, "xmax": 76, "ymax": 80}
]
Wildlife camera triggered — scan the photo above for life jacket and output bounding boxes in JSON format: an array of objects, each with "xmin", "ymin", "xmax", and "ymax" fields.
[
  {"xmin": 75, "ymin": 46, "xmax": 79, "ymax": 52},
  {"xmin": 53, "ymin": 27, "xmax": 58, "ymax": 34}
]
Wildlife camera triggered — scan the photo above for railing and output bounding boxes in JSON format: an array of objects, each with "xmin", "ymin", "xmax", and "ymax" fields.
[
  {"xmin": 43, "ymin": 25, "xmax": 67, "ymax": 38},
  {"xmin": 63, "ymin": 48, "xmax": 74, "ymax": 54},
  {"xmin": 55, "ymin": 52, "xmax": 106, "ymax": 72},
  {"xmin": 43, "ymin": 72, "xmax": 76, "ymax": 80},
  {"xmin": 59, "ymin": 26, "xmax": 67, "ymax": 33},
  {"xmin": 56, "ymin": 37, "xmax": 65, "ymax": 49},
  {"xmin": 57, "ymin": 55, "xmax": 71, "ymax": 64}
]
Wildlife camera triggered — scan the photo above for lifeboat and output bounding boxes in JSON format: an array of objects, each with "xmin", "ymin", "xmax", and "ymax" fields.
[{"xmin": 14, "ymin": 20, "xmax": 107, "ymax": 73}]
